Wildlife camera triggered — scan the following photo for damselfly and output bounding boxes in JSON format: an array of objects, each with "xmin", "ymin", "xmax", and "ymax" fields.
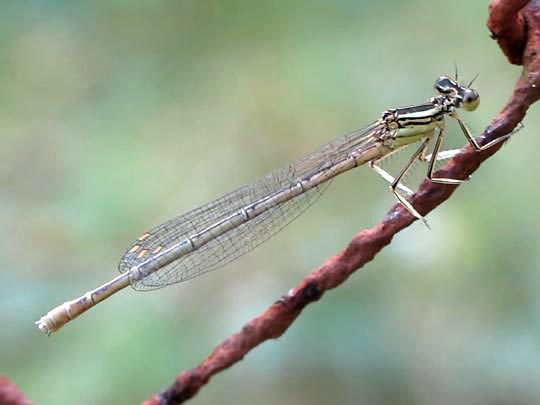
[{"xmin": 36, "ymin": 75, "xmax": 510, "ymax": 334}]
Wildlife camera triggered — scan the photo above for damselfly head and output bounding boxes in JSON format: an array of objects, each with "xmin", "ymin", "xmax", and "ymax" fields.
[
  {"xmin": 458, "ymin": 87, "xmax": 480, "ymax": 111},
  {"xmin": 434, "ymin": 76, "xmax": 457, "ymax": 95},
  {"xmin": 434, "ymin": 76, "xmax": 480, "ymax": 112}
]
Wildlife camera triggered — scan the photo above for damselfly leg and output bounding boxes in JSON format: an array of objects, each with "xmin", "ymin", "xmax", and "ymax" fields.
[
  {"xmin": 453, "ymin": 113, "xmax": 515, "ymax": 151},
  {"xmin": 370, "ymin": 115, "xmax": 519, "ymax": 223},
  {"xmin": 369, "ymin": 161, "xmax": 415, "ymax": 196},
  {"xmin": 425, "ymin": 128, "xmax": 466, "ymax": 185}
]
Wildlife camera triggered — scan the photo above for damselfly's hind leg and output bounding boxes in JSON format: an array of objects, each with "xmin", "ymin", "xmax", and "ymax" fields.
[
  {"xmin": 391, "ymin": 138, "xmax": 432, "ymax": 226},
  {"xmin": 369, "ymin": 161, "xmax": 415, "ymax": 196},
  {"xmin": 370, "ymin": 138, "xmax": 431, "ymax": 226}
]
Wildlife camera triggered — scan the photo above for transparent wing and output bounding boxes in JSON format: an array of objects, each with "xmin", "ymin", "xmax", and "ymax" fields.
[{"xmin": 119, "ymin": 121, "xmax": 383, "ymax": 290}]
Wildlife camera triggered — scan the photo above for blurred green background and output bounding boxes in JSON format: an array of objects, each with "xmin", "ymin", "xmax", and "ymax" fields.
[{"xmin": 2, "ymin": 1, "xmax": 540, "ymax": 404}]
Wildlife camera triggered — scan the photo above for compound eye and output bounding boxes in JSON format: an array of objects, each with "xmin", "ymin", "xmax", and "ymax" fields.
[
  {"xmin": 434, "ymin": 76, "xmax": 456, "ymax": 94},
  {"xmin": 461, "ymin": 88, "xmax": 480, "ymax": 111}
]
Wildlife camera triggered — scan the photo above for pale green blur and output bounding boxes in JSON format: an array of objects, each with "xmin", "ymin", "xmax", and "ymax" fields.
[{"xmin": 2, "ymin": 1, "xmax": 539, "ymax": 404}]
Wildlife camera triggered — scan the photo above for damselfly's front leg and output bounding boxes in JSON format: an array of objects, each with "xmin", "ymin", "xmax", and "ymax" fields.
[{"xmin": 453, "ymin": 113, "xmax": 515, "ymax": 151}]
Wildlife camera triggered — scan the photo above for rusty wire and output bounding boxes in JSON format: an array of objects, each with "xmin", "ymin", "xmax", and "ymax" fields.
[
  {"xmin": 0, "ymin": 376, "xmax": 32, "ymax": 405},
  {"xmin": 144, "ymin": 1, "xmax": 540, "ymax": 403}
]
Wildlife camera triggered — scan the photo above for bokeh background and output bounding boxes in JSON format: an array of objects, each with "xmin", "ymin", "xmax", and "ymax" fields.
[{"xmin": 2, "ymin": 1, "xmax": 540, "ymax": 404}]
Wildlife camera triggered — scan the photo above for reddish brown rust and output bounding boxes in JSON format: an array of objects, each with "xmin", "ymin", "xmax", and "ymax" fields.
[
  {"xmin": 144, "ymin": 2, "xmax": 540, "ymax": 404},
  {"xmin": 0, "ymin": 376, "xmax": 32, "ymax": 405},
  {"xmin": 488, "ymin": 0, "xmax": 530, "ymax": 64}
]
